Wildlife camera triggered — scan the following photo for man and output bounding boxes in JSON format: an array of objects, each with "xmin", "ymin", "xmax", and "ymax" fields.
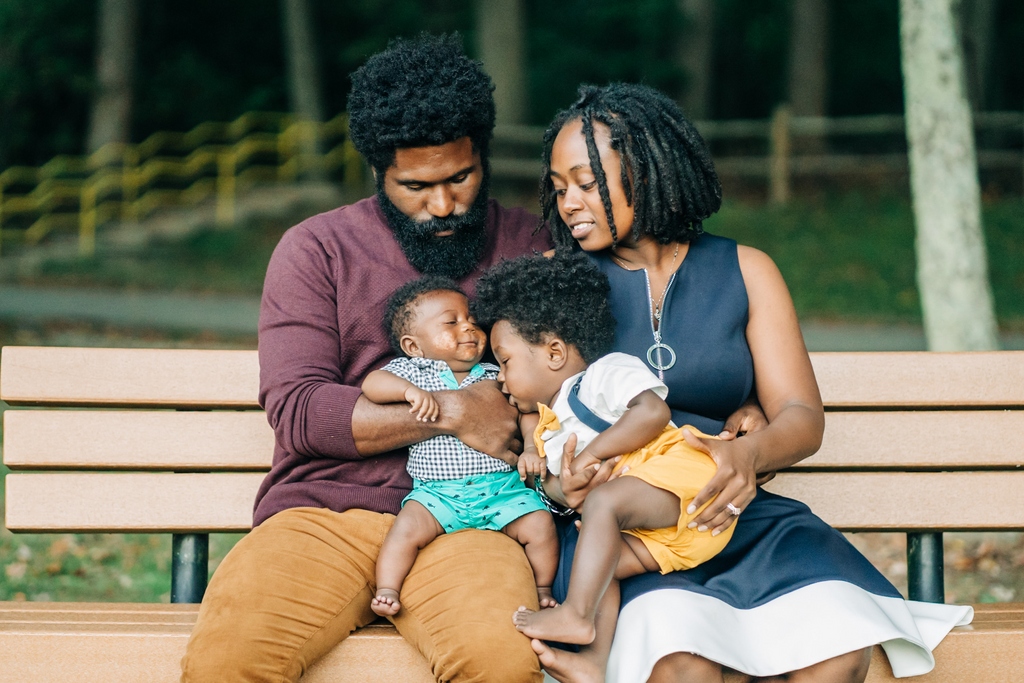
[{"xmin": 180, "ymin": 34, "xmax": 553, "ymax": 682}]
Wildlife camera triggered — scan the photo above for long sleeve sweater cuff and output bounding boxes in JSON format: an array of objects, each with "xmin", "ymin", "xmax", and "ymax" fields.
[{"xmin": 306, "ymin": 383, "xmax": 363, "ymax": 459}]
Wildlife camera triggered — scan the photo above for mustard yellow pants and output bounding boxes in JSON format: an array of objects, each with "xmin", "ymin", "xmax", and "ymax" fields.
[{"xmin": 180, "ymin": 507, "xmax": 542, "ymax": 682}]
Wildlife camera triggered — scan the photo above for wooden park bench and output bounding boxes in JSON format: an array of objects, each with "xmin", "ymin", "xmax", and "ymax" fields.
[{"xmin": 1, "ymin": 345, "xmax": 1023, "ymax": 682}]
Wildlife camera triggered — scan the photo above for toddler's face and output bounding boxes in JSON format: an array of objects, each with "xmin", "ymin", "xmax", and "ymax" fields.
[
  {"xmin": 490, "ymin": 320, "xmax": 562, "ymax": 413},
  {"xmin": 405, "ymin": 290, "xmax": 486, "ymax": 371}
]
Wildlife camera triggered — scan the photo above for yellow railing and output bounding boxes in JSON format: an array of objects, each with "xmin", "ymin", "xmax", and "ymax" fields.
[{"xmin": 0, "ymin": 111, "xmax": 364, "ymax": 257}]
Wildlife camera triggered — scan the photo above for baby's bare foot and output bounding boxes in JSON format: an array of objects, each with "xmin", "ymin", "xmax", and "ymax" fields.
[
  {"xmin": 512, "ymin": 604, "xmax": 595, "ymax": 645},
  {"xmin": 531, "ymin": 638, "xmax": 604, "ymax": 683},
  {"xmin": 538, "ymin": 586, "xmax": 558, "ymax": 609},
  {"xmin": 371, "ymin": 588, "xmax": 401, "ymax": 616}
]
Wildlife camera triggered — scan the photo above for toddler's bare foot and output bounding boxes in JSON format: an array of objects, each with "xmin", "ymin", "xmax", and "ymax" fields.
[
  {"xmin": 371, "ymin": 588, "xmax": 401, "ymax": 616},
  {"xmin": 512, "ymin": 604, "xmax": 595, "ymax": 645},
  {"xmin": 538, "ymin": 586, "xmax": 558, "ymax": 609},
  {"xmin": 531, "ymin": 638, "xmax": 604, "ymax": 683}
]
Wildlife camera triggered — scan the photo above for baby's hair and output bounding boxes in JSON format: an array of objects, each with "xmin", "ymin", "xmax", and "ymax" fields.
[
  {"xmin": 384, "ymin": 275, "xmax": 466, "ymax": 356},
  {"xmin": 473, "ymin": 252, "xmax": 615, "ymax": 364}
]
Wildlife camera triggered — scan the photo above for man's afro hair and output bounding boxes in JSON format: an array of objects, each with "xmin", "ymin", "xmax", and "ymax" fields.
[
  {"xmin": 348, "ymin": 33, "xmax": 496, "ymax": 172},
  {"xmin": 473, "ymin": 253, "xmax": 616, "ymax": 365},
  {"xmin": 384, "ymin": 275, "xmax": 466, "ymax": 356}
]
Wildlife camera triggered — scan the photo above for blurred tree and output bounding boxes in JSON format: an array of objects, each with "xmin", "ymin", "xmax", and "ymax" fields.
[
  {"xmin": 281, "ymin": 0, "xmax": 326, "ymax": 178},
  {"xmin": 899, "ymin": 0, "xmax": 998, "ymax": 351},
  {"xmin": 475, "ymin": 0, "xmax": 528, "ymax": 125},
  {"xmin": 787, "ymin": 0, "xmax": 829, "ymax": 119},
  {"xmin": 959, "ymin": 0, "xmax": 997, "ymax": 112},
  {"xmin": 282, "ymin": 0, "xmax": 325, "ymax": 126},
  {"xmin": 0, "ymin": 0, "xmax": 94, "ymax": 167},
  {"xmin": 87, "ymin": 0, "xmax": 138, "ymax": 155},
  {"xmin": 673, "ymin": 0, "xmax": 715, "ymax": 120}
]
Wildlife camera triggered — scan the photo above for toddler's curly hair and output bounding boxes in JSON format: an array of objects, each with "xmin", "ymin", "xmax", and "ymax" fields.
[
  {"xmin": 384, "ymin": 275, "xmax": 465, "ymax": 356},
  {"xmin": 473, "ymin": 253, "xmax": 615, "ymax": 364}
]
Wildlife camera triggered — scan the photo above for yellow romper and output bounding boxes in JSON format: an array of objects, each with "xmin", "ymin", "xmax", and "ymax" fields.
[{"xmin": 534, "ymin": 404, "xmax": 735, "ymax": 574}]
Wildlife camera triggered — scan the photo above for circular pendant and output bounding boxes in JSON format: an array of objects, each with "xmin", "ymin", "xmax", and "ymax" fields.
[{"xmin": 647, "ymin": 342, "xmax": 677, "ymax": 372}]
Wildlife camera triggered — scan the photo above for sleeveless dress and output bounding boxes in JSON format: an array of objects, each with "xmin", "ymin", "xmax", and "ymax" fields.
[{"xmin": 552, "ymin": 234, "xmax": 972, "ymax": 681}]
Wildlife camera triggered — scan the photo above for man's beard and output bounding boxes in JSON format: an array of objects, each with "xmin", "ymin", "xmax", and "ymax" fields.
[{"xmin": 377, "ymin": 171, "xmax": 490, "ymax": 281}]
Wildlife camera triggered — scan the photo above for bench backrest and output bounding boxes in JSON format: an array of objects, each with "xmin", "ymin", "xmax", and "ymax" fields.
[{"xmin": 3, "ymin": 346, "xmax": 1024, "ymax": 534}]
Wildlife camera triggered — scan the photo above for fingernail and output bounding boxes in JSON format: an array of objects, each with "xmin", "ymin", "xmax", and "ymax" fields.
[
  {"xmin": 712, "ymin": 529, "xmax": 720, "ymax": 536},
  {"xmin": 614, "ymin": 456, "xmax": 622, "ymax": 462},
  {"xmin": 687, "ymin": 522, "xmax": 697, "ymax": 529},
  {"xmin": 686, "ymin": 504, "xmax": 696, "ymax": 514},
  {"xmin": 697, "ymin": 525, "xmax": 707, "ymax": 532}
]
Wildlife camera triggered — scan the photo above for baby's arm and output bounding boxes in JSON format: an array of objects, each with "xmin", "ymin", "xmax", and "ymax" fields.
[
  {"xmin": 516, "ymin": 412, "xmax": 545, "ymax": 483},
  {"xmin": 361, "ymin": 370, "xmax": 439, "ymax": 422},
  {"xmin": 571, "ymin": 389, "xmax": 670, "ymax": 474}
]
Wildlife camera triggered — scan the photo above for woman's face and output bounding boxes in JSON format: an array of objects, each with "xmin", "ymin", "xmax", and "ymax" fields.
[{"xmin": 549, "ymin": 117, "xmax": 635, "ymax": 251}]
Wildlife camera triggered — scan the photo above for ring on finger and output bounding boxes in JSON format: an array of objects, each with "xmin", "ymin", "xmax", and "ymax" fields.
[{"xmin": 726, "ymin": 503, "xmax": 742, "ymax": 516}]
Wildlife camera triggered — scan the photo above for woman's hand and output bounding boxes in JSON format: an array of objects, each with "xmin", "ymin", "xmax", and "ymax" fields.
[
  {"xmin": 719, "ymin": 399, "xmax": 776, "ymax": 486},
  {"xmin": 682, "ymin": 429, "xmax": 758, "ymax": 536},
  {"xmin": 558, "ymin": 434, "xmax": 622, "ymax": 510}
]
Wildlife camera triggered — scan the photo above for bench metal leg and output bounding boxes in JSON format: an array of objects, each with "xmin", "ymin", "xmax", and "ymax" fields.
[
  {"xmin": 171, "ymin": 533, "xmax": 209, "ymax": 603},
  {"xmin": 907, "ymin": 531, "xmax": 944, "ymax": 603}
]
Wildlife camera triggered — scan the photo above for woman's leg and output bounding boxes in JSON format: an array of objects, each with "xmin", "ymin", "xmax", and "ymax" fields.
[
  {"xmin": 513, "ymin": 477, "xmax": 678, "ymax": 644},
  {"xmin": 373, "ymin": 501, "xmax": 444, "ymax": 616},
  {"xmin": 647, "ymin": 653, "xmax": 726, "ymax": 683},
  {"xmin": 767, "ymin": 647, "xmax": 872, "ymax": 683},
  {"xmin": 504, "ymin": 510, "xmax": 561, "ymax": 607}
]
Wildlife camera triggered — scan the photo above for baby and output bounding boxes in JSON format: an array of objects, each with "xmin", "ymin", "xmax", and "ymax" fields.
[
  {"xmin": 472, "ymin": 253, "xmax": 734, "ymax": 665},
  {"xmin": 361, "ymin": 275, "xmax": 559, "ymax": 617}
]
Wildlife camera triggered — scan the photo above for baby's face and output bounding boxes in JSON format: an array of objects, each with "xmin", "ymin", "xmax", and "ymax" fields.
[
  {"xmin": 490, "ymin": 320, "xmax": 560, "ymax": 413},
  {"xmin": 405, "ymin": 290, "xmax": 486, "ymax": 371}
]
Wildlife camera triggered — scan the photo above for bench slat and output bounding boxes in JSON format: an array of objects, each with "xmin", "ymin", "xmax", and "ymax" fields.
[
  {"xmin": 3, "ymin": 410, "xmax": 275, "ymax": 470},
  {"xmin": 7, "ymin": 408, "xmax": 1024, "ymax": 471},
  {"xmin": 5, "ymin": 473, "xmax": 262, "ymax": 532},
  {"xmin": 0, "ymin": 347, "xmax": 260, "ymax": 408},
  {"xmin": 0, "ymin": 602, "xmax": 1017, "ymax": 683},
  {"xmin": 812, "ymin": 351, "xmax": 1024, "ymax": 408},
  {"xmin": 805, "ymin": 410, "xmax": 1024, "ymax": 469},
  {"xmin": 4, "ymin": 348, "xmax": 1024, "ymax": 409},
  {"xmin": 765, "ymin": 472, "xmax": 1024, "ymax": 530},
  {"xmin": 8, "ymin": 471, "xmax": 1024, "ymax": 532}
]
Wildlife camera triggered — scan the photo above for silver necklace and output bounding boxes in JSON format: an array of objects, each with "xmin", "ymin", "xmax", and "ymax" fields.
[{"xmin": 612, "ymin": 245, "xmax": 680, "ymax": 380}]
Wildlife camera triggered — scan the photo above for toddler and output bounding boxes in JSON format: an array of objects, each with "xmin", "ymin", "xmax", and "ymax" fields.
[
  {"xmin": 472, "ymin": 253, "xmax": 734, "ymax": 658},
  {"xmin": 362, "ymin": 275, "xmax": 559, "ymax": 617}
]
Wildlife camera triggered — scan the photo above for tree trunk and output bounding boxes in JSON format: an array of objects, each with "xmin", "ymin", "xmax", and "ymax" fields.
[
  {"xmin": 86, "ymin": 0, "xmax": 138, "ymax": 155},
  {"xmin": 475, "ymin": 0, "xmax": 527, "ymax": 126},
  {"xmin": 899, "ymin": 0, "xmax": 999, "ymax": 351},
  {"xmin": 787, "ymin": 0, "xmax": 829, "ymax": 154},
  {"xmin": 282, "ymin": 0, "xmax": 325, "ymax": 125},
  {"xmin": 959, "ymin": 0, "xmax": 997, "ymax": 112},
  {"xmin": 281, "ymin": 0, "xmax": 325, "ymax": 179},
  {"xmin": 675, "ymin": 0, "xmax": 715, "ymax": 121}
]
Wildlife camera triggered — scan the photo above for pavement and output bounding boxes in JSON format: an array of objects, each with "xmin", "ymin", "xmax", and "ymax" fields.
[{"xmin": 2, "ymin": 283, "xmax": 1022, "ymax": 351}]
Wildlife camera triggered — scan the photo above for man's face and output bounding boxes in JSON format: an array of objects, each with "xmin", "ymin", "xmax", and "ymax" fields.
[{"xmin": 377, "ymin": 136, "xmax": 490, "ymax": 280}]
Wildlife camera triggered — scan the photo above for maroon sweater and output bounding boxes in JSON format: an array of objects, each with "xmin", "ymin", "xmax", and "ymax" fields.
[{"xmin": 253, "ymin": 197, "xmax": 552, "ymax": 526}]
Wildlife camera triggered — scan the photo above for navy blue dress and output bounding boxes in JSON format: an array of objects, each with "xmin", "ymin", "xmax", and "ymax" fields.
[{"xmin": 552, "ymin": 235, "xmax": 971, "ymax": 682}]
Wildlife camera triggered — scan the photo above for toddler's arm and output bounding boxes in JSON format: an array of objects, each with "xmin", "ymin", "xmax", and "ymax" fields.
[
  {"xmin": 516, "ymin": 412, "xmax": 545, "ymax": 483},
  {"xmin": 361, "ymin": 370, "xmax": 439, "ymax": 422},
  {"xmin": 571, "ymin": 389, "xmax": 670, "ymax": 474}
]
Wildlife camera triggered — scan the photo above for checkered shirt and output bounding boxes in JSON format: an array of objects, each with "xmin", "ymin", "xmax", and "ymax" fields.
[{"xmin": 380, "ymin": 357, "xmax": 510, "ymax": 481}]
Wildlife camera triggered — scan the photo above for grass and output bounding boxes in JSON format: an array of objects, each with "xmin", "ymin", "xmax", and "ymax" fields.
[{"xmin": 1, "ymin": 193, "xmax": 1023, "ymax": 603}]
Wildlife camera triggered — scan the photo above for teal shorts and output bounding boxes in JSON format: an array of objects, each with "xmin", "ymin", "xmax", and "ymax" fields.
[{"xmin": 404, "ymin": 471, "xmax": 548, "ymax": 533}]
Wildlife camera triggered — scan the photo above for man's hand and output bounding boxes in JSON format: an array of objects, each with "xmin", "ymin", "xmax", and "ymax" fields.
[
  {"xmin": 443, "ymin": 380, "xmax": 520, "ymax": 458},
  {"xmin": 404, "ymin": 386, "xmax": 439, "ymax": 422}
]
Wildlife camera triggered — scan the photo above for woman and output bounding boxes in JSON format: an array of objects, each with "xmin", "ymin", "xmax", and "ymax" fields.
[{"xmin": 535, "ymin": 84, "xmax": 971, "ymax": 683}]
